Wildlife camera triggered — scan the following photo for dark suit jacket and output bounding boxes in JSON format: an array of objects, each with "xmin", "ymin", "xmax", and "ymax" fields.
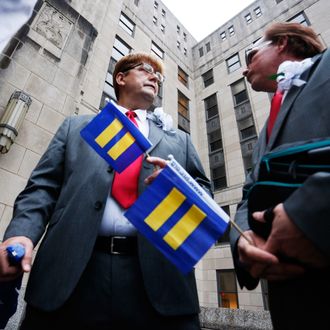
[
  {"xmin": 4, "ymin": 115, "xmax": 211, "ymax": 316},
  {"xmin": 230, "ymin": 49, "xmax": 330, "ymax": 329}
]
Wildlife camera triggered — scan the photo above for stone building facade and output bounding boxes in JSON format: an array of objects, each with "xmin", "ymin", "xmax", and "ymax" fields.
[{"xmin": 0, "ymin": 0, "xmax": 329, "ymax": 314}]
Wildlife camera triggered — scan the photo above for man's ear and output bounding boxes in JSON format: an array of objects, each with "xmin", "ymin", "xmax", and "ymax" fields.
[
  {"xmin": 276, "ymin": 36, "xmax": 289, "ymax": 54},
  {"xmin": 116, "ymin": 72, "xmax": 126, "ymax": 88}
]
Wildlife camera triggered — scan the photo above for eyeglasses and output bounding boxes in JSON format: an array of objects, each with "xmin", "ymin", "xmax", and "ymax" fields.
[
  {"xmin": 121, "ymin": 62, "xmax": 164, "ymax": 84},
  {"xmin": 245, "ymin": 39, "xmax": 273, "ymax": 66}
]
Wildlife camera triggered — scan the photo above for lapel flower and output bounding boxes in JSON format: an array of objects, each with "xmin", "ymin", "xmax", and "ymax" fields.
[
  {"xmin": 273, "ymin": 58, "xmax": 314, "ymax": 92},
  {"xmin": 147, "ymin": 107, "xmax": 175, "ymax": 133}
]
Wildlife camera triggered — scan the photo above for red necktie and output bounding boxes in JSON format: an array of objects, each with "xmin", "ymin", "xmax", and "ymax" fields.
[
  {"xmin": 267, "ymin": 90, "xmax": 284, "ymax": 141},
  {"xmin": 111, "ymin": 110, "xmax": 143, "ymax": 208}
]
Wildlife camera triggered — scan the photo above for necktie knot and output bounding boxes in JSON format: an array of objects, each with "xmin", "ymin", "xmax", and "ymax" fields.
[{"xmin": 126, "ymin": 110, "xmax": 139, "ymax": 127}]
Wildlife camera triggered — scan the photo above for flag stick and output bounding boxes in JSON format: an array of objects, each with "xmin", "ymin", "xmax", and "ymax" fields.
[{"xmin": 229, "ymin": 219, "xmax": 254, "ymax": 245}]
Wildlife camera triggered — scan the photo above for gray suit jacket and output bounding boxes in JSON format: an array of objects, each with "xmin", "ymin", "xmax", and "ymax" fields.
[
  {"xmin": 4, "ymin": 115, "xmax": 211, "ymax": 315},
  {"xmin": 230, "ymin": 49, "xmax": 330, "ymax": 328}
]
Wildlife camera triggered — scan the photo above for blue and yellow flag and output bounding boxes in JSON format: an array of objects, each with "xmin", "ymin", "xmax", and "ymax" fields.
[
  {"xmin": 80, "ymin": 101, "xmax": 152, "ymax": 173},
  {"xmin": 125, "ymin": 156, "xmax": 230, "ymax": 274}
]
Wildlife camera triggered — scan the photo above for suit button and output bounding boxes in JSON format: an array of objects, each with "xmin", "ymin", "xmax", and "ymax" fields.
[{"xmin": 94, "ymin": 201, "xmax": 103, "ymax": 210}]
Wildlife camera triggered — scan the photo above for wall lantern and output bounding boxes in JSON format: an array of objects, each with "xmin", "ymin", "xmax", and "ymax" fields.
[{"xmin": 0, "ymin": 90, "xmax": 32, "ymax": 154}]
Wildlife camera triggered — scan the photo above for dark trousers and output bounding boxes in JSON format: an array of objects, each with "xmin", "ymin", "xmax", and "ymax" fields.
[{"xmin": 20, "ymin": 251, "xmax": 200, "ymax": 330}]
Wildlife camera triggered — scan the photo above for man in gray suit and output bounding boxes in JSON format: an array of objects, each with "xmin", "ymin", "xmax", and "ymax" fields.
[
  {"xmin": 230, "ymin": 22, "xmax": 330, "ymax": 329},
  {"xmin": 0, "ymin": 52, "xmax": 210, "ymax": 329}
]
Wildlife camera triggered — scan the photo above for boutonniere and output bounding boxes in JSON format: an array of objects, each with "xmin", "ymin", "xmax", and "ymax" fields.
[
  {"xmin": 147, "ymin": 107, "xmax": 175, "ymax": 134},
  {"xmin": 269, "ymin": 58, "xmax": 314, "ymax": 92}
]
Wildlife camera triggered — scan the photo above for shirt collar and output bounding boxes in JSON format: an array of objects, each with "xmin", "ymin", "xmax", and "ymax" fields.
[{"xmin": 113, "ymin": 102, "xmax": 147, "ymax": 123}]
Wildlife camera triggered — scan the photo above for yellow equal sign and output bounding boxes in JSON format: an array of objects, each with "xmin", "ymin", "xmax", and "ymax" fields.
[
  {"xmin": 95, "ymin": 118, "xmax": 123, "ymax": 147},
  {"xmin": 94, "ymin": 118, "xmax": 135, "ymax": 160},
  {"xmin": 163, "ymin": 205, "xmax": 206, "ymax": 250},
  {"xmin": 144, "ymin": 187, "xmax": 206, "ymax": 250},
  {"xmin": 145, "ymin": 188, "xmax": 186, "ymax": 231}
]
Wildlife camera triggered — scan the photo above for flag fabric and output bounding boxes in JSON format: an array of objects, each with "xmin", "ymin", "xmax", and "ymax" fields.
[
  {"xmin": 125, "ymin": 156, "xmax": 230, "ymax": 274},
  {"xmin": 80, "ymin": 101, "xmax": 152, "ymax": 173}
]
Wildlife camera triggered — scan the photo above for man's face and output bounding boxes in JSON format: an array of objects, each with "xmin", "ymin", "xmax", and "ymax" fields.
[
  {"xmin": 119, "ymin": 62, "xmax": 161, "ymax": 107},
  {"xmin": 243, "ymin": 38, "xmax": 279, "ymax": 92}
]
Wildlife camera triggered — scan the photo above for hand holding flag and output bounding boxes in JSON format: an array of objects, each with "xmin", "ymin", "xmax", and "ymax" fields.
[{"xmin": 125, "ymin": 155, "xmax": 231, "ymax": 273}]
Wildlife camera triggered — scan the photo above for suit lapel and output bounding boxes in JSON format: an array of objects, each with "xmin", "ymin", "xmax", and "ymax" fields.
[
  {"xmin": 146, "ymin": 119, "xmax": 165, "ymax": 154},
  {"xmin": 266, "ymin": 53, "xmax": 323, "ymax": 150}
]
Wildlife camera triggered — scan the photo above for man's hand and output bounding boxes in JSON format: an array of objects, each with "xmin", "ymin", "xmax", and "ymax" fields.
[
  {"xmin": 144, "ymin": 156, "xmax": 168, "ymax": 184},
  {"xmin": 0, "ymin": 236, "xmax": 34, "ymax": 281},
  {"xmin": 253, "ymin": 203, "xmax": 329, "ymax": 270},
  {"xmin": 237, "ymin": 230, "xmax": 305, "ymax": 281}
]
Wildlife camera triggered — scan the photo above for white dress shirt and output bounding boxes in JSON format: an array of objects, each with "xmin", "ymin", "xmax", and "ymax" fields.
[{"xmin": 98, "ymin": 104, "xmax": 149, "ymax": 236}]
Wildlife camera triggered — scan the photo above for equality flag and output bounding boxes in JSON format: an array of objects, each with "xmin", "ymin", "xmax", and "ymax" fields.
[
  {"xmin": 80, "ymin": 101, "xmax": 152, "ymax": 173},
  {"xmin": 125, "ymin": 156, "xmax": 230, "ymax": 274}
]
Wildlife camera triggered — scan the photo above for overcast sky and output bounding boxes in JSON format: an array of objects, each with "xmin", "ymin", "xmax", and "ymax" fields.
[{"xmin": 161, "ymin": 0, "xmax": 256, "ymax": 41}]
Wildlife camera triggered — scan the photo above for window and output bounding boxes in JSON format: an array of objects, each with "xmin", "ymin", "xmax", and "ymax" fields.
[
  {"xmin": 228, "ymin": 25, "xmax": 235, "ymax": 36},
  {"xmin": 151, "ymin": 41, "xmax": 164, "ymax": 59},
  {"xmin": 288, "ymin": 12, "xmax": 309, "ymax": 26},
  {"xmin": 160, "ymin": 24, "xmax": 165, "ymax": 33},
  {"xmin": 245, "ymin": 13, "xmax": 252, "ymax": 24},
  {"xmin": 183, "ymin": 48, "xmax": 187, "ymax": 56},
  {"xmin": 226, "ymin": 53, "xmax": 241, "ymax": 73},
  {"xmin": 204, "ymin": 94, "xmax": 218, "ymax": 119},
  {"xmin": 202, "ymin": 69, "xmax": 214, "ymax": 88},
  {"xmin": 238, "ymin": 116, "xmax": 256, "ymax": 140},
  {"xmin": 216, "ymin": 270, "xmax": 239, "ymax": 309},
  {"xmin": 183, "ymin": 32, "xmax": 187, "ymax": 41},
  {"xmin": 204, "ymin": 94, "xmax": 227, "ymax": 190},
  {"xmin": 177, "ymin": 25, "xmax": 180, "ymax": 34},
  {"xmin": 154, "ymin": 1, "xmax": 158, "ymax": 9},
  {"xmin": 220, "ymin": 31, "xmax": 226, "ymax": 41},
  {"xmin": 161, "ymin": 9, "xmax": 166, "ymax": 17},
  {"xmin": 112, "ymin": 36, "xmax": 131, "ymax": 62},
  {"xmin": 254, "ymin": 6, "xmax": 262, "ymax": 17},
  {"xmin": 231, "ymin": 78, "xmax": 256, "ymax": 173},
  {"xmin": 199, "ymin": 47, "xmax": 204, "ymax": 57},
  {"xmin": 119, "ymin": 12, "xmax": 135, "ymax": 36},
  {"xmin": 178, "ymin": 90, "xmax": 190, "ymax": 133},
  {"xmin": 275, "ymin": 0, "xmax": 283, "ymax": 3},
  {"xmin": 153, "ymin": 16, "xmax": 157, "ymax": 25},
  {"xmin": 178, "ymin": 90, "xmax": 189, "ymax": 119},
  {"xmin": 216, "ymin": 205, "xmax": 230, "ymax": 244},
  {"xmin": 177, "ymin": 40, "xmax": 181, "ymax": 49},
  {"xmin": 206, "ymin": 42, "xmax": 211, "ymax": 52},
  {"xmin": 134, "ymin": 0, "xmax": 139, "ymax": 6},
  {"xmin": 231, "ymin": 79, "xmax": 248, "ymax": 106},
  {"xmin": 178, "ymin": 66, "xmax": 189, "ymax": 87}
]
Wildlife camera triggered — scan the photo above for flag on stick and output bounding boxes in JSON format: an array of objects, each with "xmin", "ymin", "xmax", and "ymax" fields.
[
  {"xmin": 80, "ymin": 101, "xmax": 152, "ymax": 173},
  {"xmin": 125, "ymin": 155, "xmax": 230, "ymax": 274}
]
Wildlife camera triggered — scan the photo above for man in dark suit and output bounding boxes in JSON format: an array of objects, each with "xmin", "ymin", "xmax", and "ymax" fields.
[
  {"xmin": 0, "ymin": 52, "xmax": 210, "ymax": 329},
  {"xmin": 230, "ymin": 22, "xmax": 330, "ymax": 329}
]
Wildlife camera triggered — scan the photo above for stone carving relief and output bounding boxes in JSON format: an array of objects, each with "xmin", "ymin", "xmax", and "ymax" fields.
[
  {"xmin": 33, "ymin": 3, "xmax": 71, "ymax": 49},
  {"xmin": 29, "ymin": 2, "xmax": 73, "ymax": 58}
]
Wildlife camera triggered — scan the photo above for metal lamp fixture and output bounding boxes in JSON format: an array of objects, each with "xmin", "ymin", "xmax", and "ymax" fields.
[{"xmin": 0, "ymin": 90, "xmax": 32, "ymax": 154}]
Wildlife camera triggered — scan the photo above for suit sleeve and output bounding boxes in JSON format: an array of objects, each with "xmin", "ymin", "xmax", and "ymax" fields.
[
  {"xmin": 3, "ymin": 117, "xmax": 71, "ymax": 245},
  {"xmin": 284, "ymin": 172, "xmax": 330, "ymax": 258}
]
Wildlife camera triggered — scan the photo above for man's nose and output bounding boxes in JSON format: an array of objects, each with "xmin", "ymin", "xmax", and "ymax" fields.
[{"xmin": 242, "ymin": 68, "xmax": 248, "ymax": 76}]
